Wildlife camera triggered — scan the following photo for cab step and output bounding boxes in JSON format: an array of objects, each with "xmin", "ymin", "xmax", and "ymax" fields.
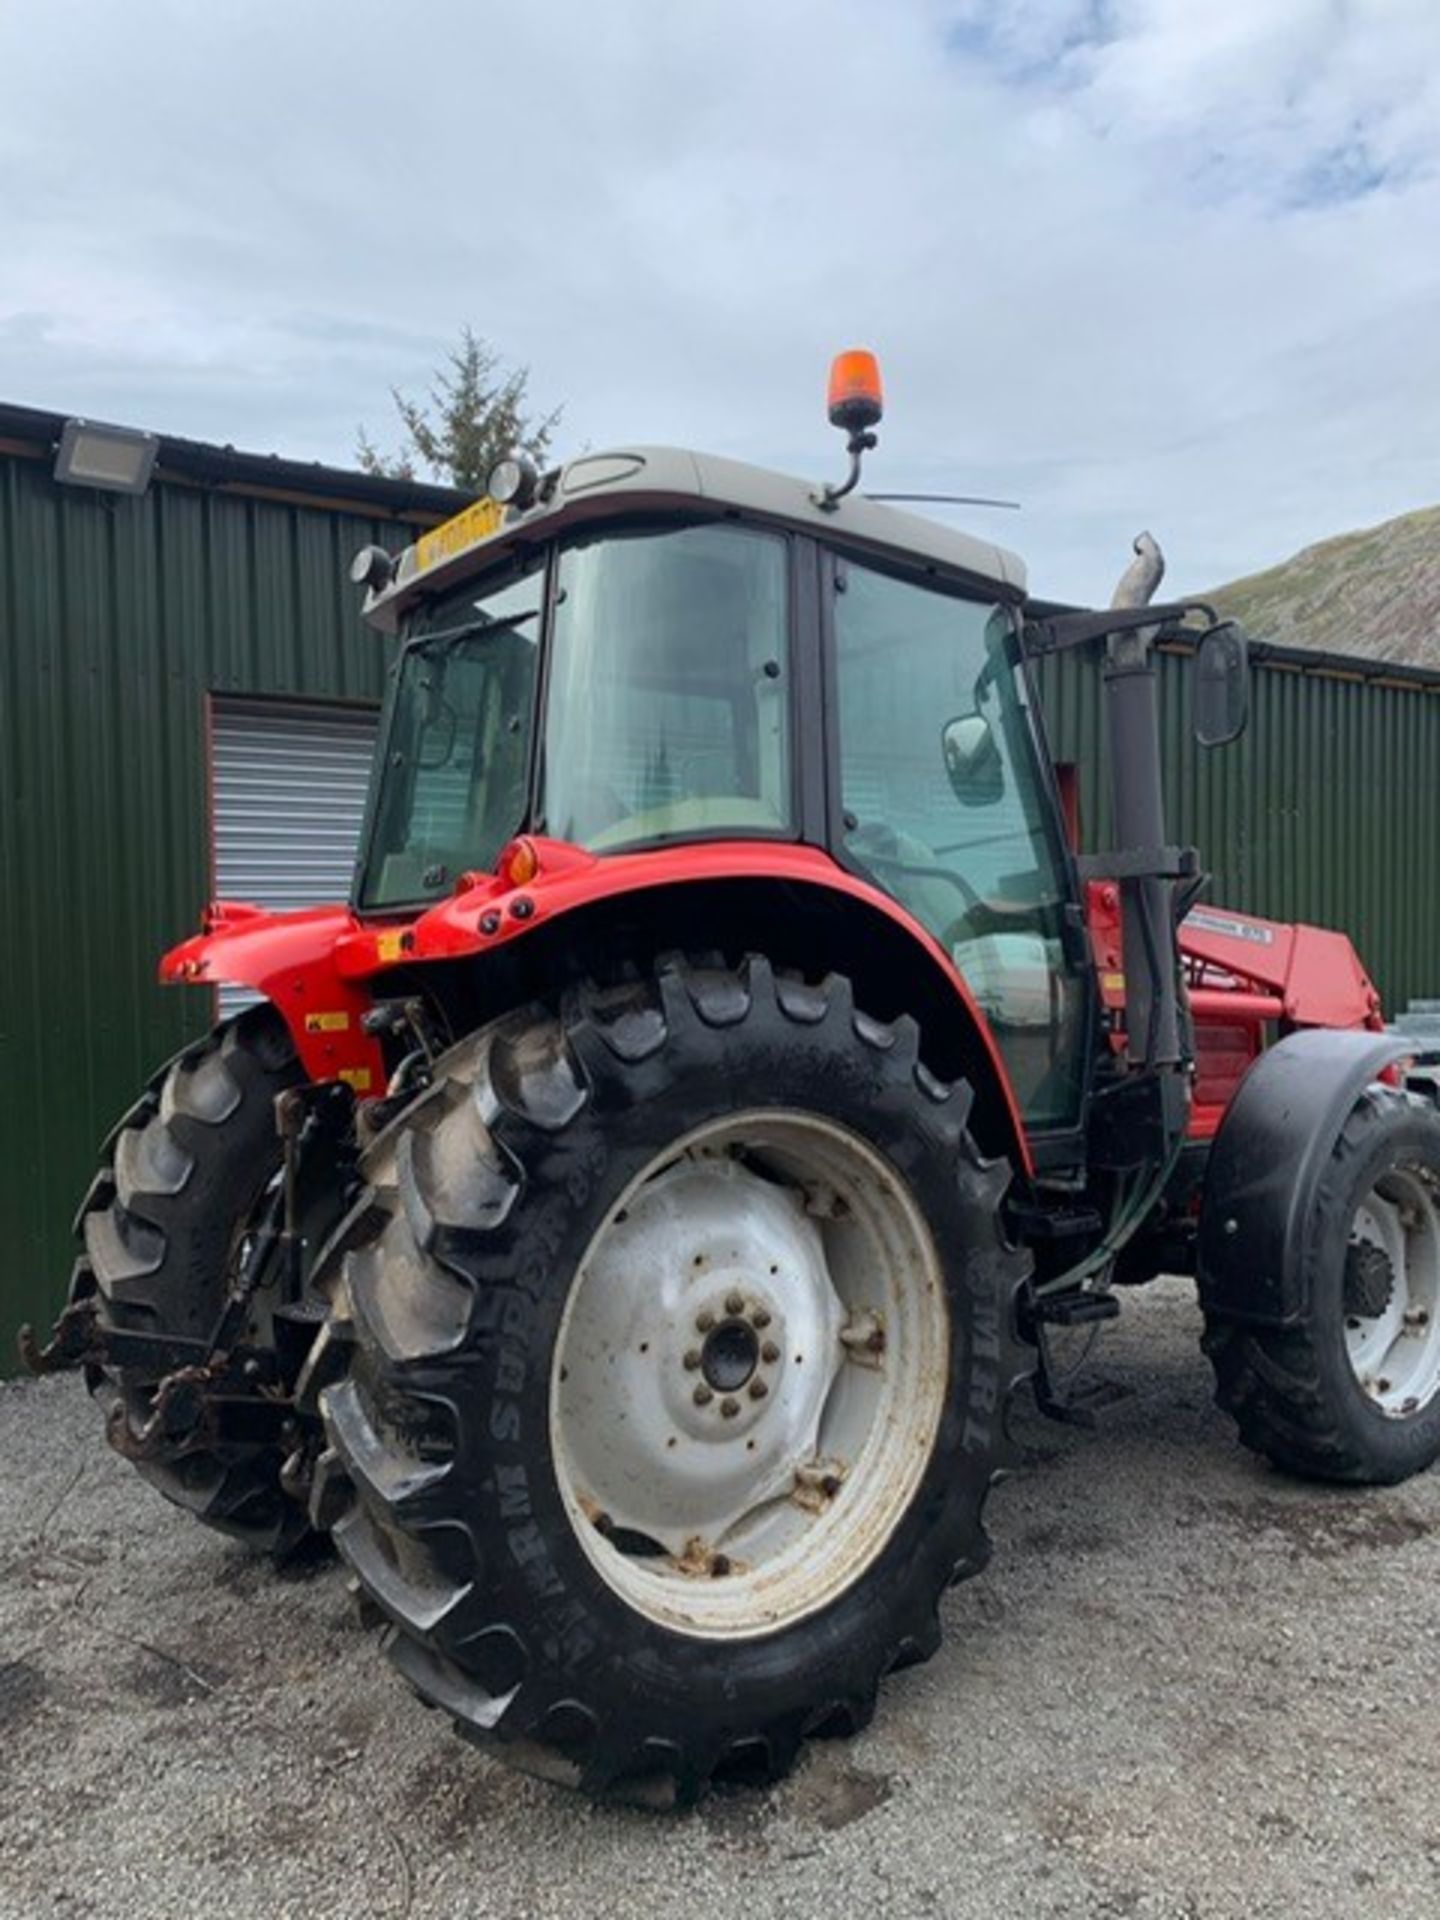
[
  {"xmin": 1035, "ymin": 1373, "xmax": 1135, "ymax": 1429},
  {"xmin": 1007, "ymin": 1202, "xmax": 1105, "ymax": 1243},
  {"xmin": 1033, "ymin": 1290, "xmax": 1121, "ymax": 1328}
]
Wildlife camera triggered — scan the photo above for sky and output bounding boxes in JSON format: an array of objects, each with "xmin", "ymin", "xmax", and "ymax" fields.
[{"xmin": 1, "ymin": 0, "xmax": 1437, "ymax": 604}]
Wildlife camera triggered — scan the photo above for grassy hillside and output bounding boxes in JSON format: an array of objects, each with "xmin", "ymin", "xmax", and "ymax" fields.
[{"xmin": 1206, "ymin": 503, "xmax": 1440, "ymax": 667}]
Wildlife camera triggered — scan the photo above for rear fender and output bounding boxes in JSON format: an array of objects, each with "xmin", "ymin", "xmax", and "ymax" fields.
[
  {"xmin": 161, "ymin": 902, "xmax": 386, "ymax": 1093},
  {"xmin": 379, "ymin": 840, "xmax": 1034, "ymax": 1174},
  {"xmin": 162, "ymin": 843, "xmax": 1035, "ymax": 1169},
  {"xmin": 1197, "ymin": 1028, "xmax": 1418, "ymax": 1326}
]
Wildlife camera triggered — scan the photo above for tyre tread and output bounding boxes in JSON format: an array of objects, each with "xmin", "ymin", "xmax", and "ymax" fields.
[
  {"xmin": 74, "ymin": 1004, "xmax": 310, "ymax": 1553},
  {"xmin": 321, "ymin": 953, "xmax": 1034, "ymax": 1803}
]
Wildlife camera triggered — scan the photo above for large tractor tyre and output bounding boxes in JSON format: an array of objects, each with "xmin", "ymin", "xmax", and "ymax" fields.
[
  {"xmin": 314, "ymin": 954, "xmax": 1032, "ymax": 1807},
  {"xmin": 1202, "ymin": 1086, "xmax": 1440, "ymax": 1486},
  {"xmin": 71, "ymin": 1004, "xmax": 313, "ymax": 1553}
]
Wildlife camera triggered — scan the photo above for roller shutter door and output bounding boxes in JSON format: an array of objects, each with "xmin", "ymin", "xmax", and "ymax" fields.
[{"xmin": 210, "ymin": 695, "xmax": 380, "ymax": 1016}]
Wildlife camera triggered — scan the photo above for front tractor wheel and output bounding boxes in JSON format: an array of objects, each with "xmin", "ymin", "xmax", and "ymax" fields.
[
  {"xmin": 1204, "ymin": 1086, "xmax": 1440, "ymax": 1485},
  {"xmin": 315, "ymin": 956, "xmax": 1031, "ymax": 1805}
]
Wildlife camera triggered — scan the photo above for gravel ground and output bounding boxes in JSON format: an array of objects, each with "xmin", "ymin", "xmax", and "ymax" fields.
[{"xmin": 2, "ymin": 1276, "xmax": 1438, "ymax": 1920}]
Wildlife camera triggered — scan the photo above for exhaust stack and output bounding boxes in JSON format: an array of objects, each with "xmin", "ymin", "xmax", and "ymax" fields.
[{"xmin": 1104, "ymin": 532, "xmax": 1183, "ymax": 1071}]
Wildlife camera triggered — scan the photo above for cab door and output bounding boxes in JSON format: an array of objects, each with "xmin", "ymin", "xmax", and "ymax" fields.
[{"xmin": 824, "ymin": 551, "xmax": 1091, "ymax": 1134}]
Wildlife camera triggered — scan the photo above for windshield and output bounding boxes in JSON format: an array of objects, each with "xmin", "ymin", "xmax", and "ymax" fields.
[
  {"xmin": 356, "ymin": 523, "xmax": 791, "ymax": 909},
  {"xmin": 541, "ymin": 523, "xmax": 790, "ymax": 849},
  {"xmin": 357, "ymin": 562, "xmax": 543, "ymax": 908}
]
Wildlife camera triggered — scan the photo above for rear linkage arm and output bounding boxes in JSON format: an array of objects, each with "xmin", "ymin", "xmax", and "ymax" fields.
[
  {"xmin": 19, "ymin": 1082, "xmax": 355, "ymax": 1463},
  {"xmin": 20, "ymin": 1306, "xmax": 301, "ymax": 1465}
]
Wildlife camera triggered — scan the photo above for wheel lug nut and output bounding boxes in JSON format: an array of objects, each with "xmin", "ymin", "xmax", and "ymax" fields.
[
  {"xmin": 752, "ymin": 1308, "xmax": 771, "ymax": 1329},
  {"xmin": 761, "ymin": 1341, "xmax": 780, "ymax": 1364},
  {"xmin": 683, "ymin": 1348, "xmax": 702, "ymax": 1370},
  {"xmin": 748, "ymin": 1378, "xmax": 768, "ymax": 1400},
  {"xmin": 696, "ymin": 1311, "xmax": 715, "ymax": 1333},
  {"xmin": 693, "ymin": 1384, "xmax": 713, "ymax": 1406},
  {"xmin": 720, "ymin": 1397, "xmax": 740, "ymax": 1419},
  {"xmin": 725, "ymin": 1292, "xmax": 745, "ymax": 1316}
]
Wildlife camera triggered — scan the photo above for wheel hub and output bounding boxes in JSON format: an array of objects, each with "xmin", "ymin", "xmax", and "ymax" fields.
[
  {"xmin": 1344, "ymin": 1238, "xmax": 1394, "ymax": 1321},
  {"xmin": 555, "ymin": 1155, "xmax": 845, "ymax": 1520},
  {"xmin": 700, "ymin": 1318, "xmax": 760, "ymax": 1393},
  {"xmin": 1344, "ymin": 1170, "xmax": 1440, "ymax": 1417},
  {"xmin": 550, "ymin": 1110, "xmax": 948, "ymax": 1638}
]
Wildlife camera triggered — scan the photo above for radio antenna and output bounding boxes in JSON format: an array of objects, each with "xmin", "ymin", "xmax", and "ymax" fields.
[{"xmin": 865, "ymin": 492, "xmax": 1020, "ymax": 511}]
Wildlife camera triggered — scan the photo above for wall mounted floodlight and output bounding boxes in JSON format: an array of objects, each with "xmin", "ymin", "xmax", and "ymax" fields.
[{"xmin": 54, "ymin": 417, "xmax": 160, "ymax": 495}]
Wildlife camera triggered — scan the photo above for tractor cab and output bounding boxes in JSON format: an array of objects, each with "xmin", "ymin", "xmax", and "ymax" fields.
[{"xmin": 351, "ymin": 418, "xmax": 1091, "ymax": 1137}]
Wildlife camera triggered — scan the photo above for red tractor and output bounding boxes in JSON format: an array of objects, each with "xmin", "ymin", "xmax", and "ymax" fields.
[{"xmin": 27, "ymin": 354, "xmax": 1440, "ymax": 1806}]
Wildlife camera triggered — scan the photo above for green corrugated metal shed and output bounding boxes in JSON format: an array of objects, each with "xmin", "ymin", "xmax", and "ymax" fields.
[
  {"xmin": 3, "ymin": 407, "xmax": 1438, "ymax": 1369},
  {"xmin": 0, "ymin": 403, "xmax": 462, "ymax": 1360},
  {"xmin": 1035, "ymin": 637, "xmax": 1440, "ymax": 1013}
]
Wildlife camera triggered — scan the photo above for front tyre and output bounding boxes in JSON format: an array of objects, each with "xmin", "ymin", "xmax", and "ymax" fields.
[
  {"xmin": 1203, "ymin": 1086, "xmax": 1440, "ymax": 1485},
  {"xmin": 315, "ymin": 956, "xmax": 1032, "ymax": 1805}
]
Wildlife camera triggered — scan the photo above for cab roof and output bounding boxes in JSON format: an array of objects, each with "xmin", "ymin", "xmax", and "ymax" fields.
[{"xmin": 361, "ymin": 444, "xmax": 1027, "ymax": 632}]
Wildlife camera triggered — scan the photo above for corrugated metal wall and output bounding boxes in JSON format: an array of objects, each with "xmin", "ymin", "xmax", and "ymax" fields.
[
  {"xmin": 1036, "ymin": 645, "xmax": 1440, "ymax": 1010},
  {"xmin": 0, "ymin": 450, "xmax": 407, "ymax": 1358}
]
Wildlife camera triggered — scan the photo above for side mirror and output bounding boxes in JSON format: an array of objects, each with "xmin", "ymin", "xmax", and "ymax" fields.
[
  {"xmin": 1194, "ymin": 620, "xmax": 1250, "ymax": 747},
  {"xmin": 942, "ymin": 713, "xmax": 1004, "ymax": 806}
]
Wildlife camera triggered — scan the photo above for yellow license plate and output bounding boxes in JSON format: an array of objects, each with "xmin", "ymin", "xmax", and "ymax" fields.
[{"xmin": 415, "ymin": 496, "xmax": 503, "ymax": 573}]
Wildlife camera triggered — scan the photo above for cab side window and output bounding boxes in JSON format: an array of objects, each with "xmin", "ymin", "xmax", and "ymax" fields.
[{"xmin": 831, "ymin": 557, "xmax": 1085, "ymax": 1128}]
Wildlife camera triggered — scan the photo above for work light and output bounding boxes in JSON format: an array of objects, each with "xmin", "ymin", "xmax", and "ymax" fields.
[{"xmin": 486, "ymin": 449, "xmax": 539, "ymax": 509}]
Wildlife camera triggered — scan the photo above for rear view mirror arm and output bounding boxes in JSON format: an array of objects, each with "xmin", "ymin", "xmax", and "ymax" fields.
[{"xmin": 1023, "ymin": 601, "xmax": 1218, "ymax": 657}]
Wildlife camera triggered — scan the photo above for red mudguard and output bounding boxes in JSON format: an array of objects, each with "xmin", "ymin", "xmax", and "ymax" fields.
[{"xmin": 161, "ymin": 840, "xmax": 1035, "ymax": 1172}]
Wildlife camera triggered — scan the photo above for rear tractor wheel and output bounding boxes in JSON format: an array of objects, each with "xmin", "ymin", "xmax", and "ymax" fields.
[
  {"xmin": 67, "ymin": 1005, "xmax": 350, "ymax": 1553},
  {"xmin": 1204, "ymin": 1086, "xmax": 1440, "ymax": 1485},
  {"xmin": 313, "ymin": 955, "xmax": 1032, "ymax": 1805}
]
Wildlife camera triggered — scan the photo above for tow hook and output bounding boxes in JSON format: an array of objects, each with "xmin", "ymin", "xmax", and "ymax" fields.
[
  {"xmin": 17, "ymin": 1299, "xmax": 104, "ymax": 1376},
  {"xmin": 18, "ymin": 1301, "xmax": 222, "ymax": 1382},
  {"xmin": 105, "ymin": 1366, "xmax": 211, "ymax": 1460}
]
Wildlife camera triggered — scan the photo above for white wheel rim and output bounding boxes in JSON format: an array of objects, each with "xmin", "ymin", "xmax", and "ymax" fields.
[
  {"xmin": 1344, "ymin": 1166, "xmax": 1440, "ymax": 1417},
  {"xmin": 549, "ymin": 1110, "xmax": 950, "ymax": 1639}
]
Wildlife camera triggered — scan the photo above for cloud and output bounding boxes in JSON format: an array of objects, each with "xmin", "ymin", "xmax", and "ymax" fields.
[{"xmin": 0, "ymin": 0, "xmax": 1436, "ymax": 603}]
